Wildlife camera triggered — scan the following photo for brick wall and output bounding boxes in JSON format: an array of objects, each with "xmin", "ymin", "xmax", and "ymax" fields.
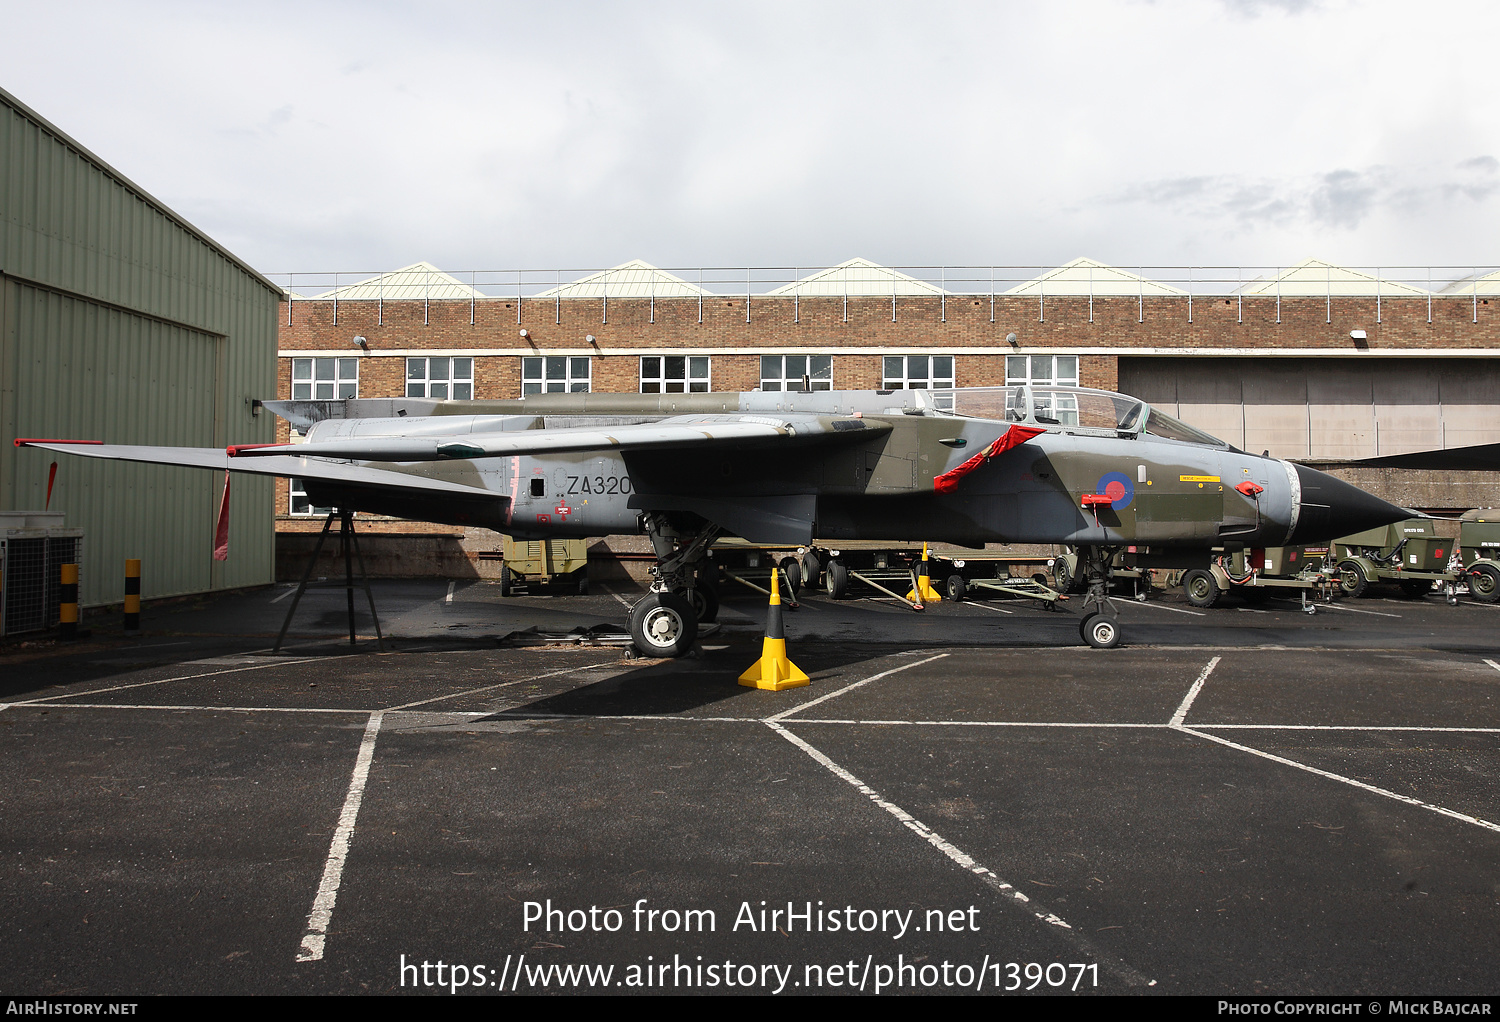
[{"xmin": 279, "ymin": 293, "xmax": 1499, "ymax": 355}]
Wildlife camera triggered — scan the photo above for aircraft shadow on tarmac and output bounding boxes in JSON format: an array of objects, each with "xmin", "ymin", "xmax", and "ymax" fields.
[{"xmin": 482, "ymin": 640, "xmax": 936, "ymax": 718}]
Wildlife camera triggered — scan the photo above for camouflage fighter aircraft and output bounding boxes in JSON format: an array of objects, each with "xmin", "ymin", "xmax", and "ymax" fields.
[{"xmin": 18, "ymin": 384, "xmax": 1407, "ymax": 653}]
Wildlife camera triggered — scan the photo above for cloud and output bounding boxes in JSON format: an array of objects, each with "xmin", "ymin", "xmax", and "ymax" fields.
[
  {"xmin": 1108, "ymin": 160, "xmax": 1498, "ymax": 233},
  {"xmin": 1218, "ymin": 0, "xmax": 1319, "ymax": 16}
]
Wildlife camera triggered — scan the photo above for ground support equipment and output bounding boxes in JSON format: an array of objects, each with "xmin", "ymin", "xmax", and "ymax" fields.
[{"xmin": 275, "ymin": 509, "xmax": 385, "ymax": 652}]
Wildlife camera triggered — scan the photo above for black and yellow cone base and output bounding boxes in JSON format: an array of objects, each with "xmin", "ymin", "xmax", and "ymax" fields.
[
  {"xmin": 907, "ymin": 543, "xmax": 943, "ymax": 603},
  {"xmin": 739, "ymin": 568, "xmax": 809, "ymax": 690}
]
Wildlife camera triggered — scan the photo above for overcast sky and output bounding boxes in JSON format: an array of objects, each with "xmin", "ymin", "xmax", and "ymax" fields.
[{"xmin": 4, "ymin": 0, "xmax": 1497, "ymax": 282}]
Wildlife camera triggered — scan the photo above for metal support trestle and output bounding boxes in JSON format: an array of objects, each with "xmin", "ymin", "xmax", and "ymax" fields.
[{"xmin": 274, "ymin": 510, "xmax": 385, "ymax": 652}]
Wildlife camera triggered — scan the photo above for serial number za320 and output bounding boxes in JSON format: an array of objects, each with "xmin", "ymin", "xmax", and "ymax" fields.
[
  {"xmin": 1007, "ymin": 963, "xmax": 1097, "ymax": 991},
  {"xmin": 566, "ymin": 475, "xmax": 632, "ymax": 495}
]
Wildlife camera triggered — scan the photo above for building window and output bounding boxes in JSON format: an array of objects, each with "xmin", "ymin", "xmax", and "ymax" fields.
[
  {"xmin": 760, "ymin": 354, "xmax": 831, "ymax": 392},
  {"xmin": 1005, "ymin": 355, "xmax": 1079, "ymax": 388},
  {"xmin": 289, "ymin": 478, "xmax": 333, "ymax": 516},
  {"xmin": 407, "ymin": 357, "xmax": 473, "ymax": 400},
  {"xmin": 641, "ymin": 356, "xmax": 710, "ymax": 393},
  {"xmin": 522, "ymin": 356, "xmax": 591, "ymax": 394},
  {"xmin": 883, "ymin": 355, "xmax": 954, "ymax": 390},
  {"xmin": 291, "ymin": 357, "xmax": 359, "ymax": 400}
]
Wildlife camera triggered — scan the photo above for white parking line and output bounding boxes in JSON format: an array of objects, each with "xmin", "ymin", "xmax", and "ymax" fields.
[
  {"xmin": 601, "ymin": 586, "xmax": 634, "ymax": 609},
  {"xmin": 767, "ymin": 653, "xmax": 949, "ymax": 722},
  {"xmin": 445, "ymin": 582, "xmax": 456, "ymax": 604},
  {"xmin": 1121, "ymin": 601, "xmax": 1205, "ymax": 617},
  {"xmin": 966, "ymin": 602, "xmax": 1015, "ymax": 615},
  {"xmin": 297, "ymin": 711, "xmax": 384, "ymax": 962},
  {"xmin": 1180, "ymin": 726, "xmax": 1500, "ymax": 835},
  {"xmin": 14, "ymin": 657, "xmax": 349, "ymax": 704},
  {"xmin": 767, "ymin": 721, "xmax": 1154, "ymax": 987},
  {"xmin": 385, "ymin": 661, "xmax": 624, "ymax": 712},
  {"xmin": 1303, "ymin": 602, "xmax": 1401, "ymax": 619},
  {"xmin": 20, "ymin": 701, "xmax": 1500, "ymax": 734},
  {"xmin": 1169, "ymin": 656, "xmax": 1221, "ymax": 726}
]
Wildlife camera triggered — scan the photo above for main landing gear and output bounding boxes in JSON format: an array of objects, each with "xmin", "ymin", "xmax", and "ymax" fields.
[
  {"xmin": 1074, "ymin": 545, "xmax": 1124, "ymax": 649},
  {"xmin": 627, "ymin": 514, "xmax": 723, "ymax": 657}
]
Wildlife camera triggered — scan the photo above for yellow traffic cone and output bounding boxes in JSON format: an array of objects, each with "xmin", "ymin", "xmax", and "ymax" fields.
[
  {"xmin": 738, "ymin": 567, "xmax": 810, "ymax": 690},
  {"xmin": 908, "ymin": 542, "xmax": 943, "ymax": 603}
]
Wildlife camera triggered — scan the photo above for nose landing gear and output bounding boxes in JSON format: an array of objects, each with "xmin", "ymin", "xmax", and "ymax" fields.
[{"xmin": 1075, "ymin": 545, "xmax": 1124, "ymax": 649}]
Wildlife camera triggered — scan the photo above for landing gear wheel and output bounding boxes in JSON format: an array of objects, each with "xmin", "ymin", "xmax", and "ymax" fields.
[
  {"xmin": 1399, "ymin": 579, "xmax": 1431, "ymax": 599},
  {"xmin": 945, "ymin": 574, "xmax": 968, "ymax": 602},
  {"xmin": 1470, "ymin": 563, "xmax": 1500, "ymax": 603},
  {"xmin": 1337, "ymin": 560, "xmax": 1369, "ymax": 598},
  {"xmin": 1183, "ymin": 569, "xmax": 1220, "ymax": 608},
  {"xmin": 682, "ymin": 583, "xmax": 719, "ymax": 623},
  {"xmin": 629, "ymin": 593, "xmax": 698, "ymax": 657},
  {"xmin": 499, "ymin": 565, "xmax": 515, "ymax": 597},
  {"xmin": 824, "ymin": 560, "xmax": 849, "ymax": 600},
  {"xmin": 1080, "ymin": 612, "xmax": 1121, "ymax": 649}
]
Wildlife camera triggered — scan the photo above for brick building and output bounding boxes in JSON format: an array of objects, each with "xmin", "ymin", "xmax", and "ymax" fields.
[{"xmin": 272, "ymin": 257, "xmax": 1500, "ymax": 577}]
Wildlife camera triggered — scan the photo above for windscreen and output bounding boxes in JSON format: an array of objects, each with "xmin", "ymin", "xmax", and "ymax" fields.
[
  {"xmin": 1143, "ymin": 408, "xmax": 1227, "ymax": 447},
  {"xmin": 945, "ymin": 386, "xmax": 1145, "ymax": 432}
]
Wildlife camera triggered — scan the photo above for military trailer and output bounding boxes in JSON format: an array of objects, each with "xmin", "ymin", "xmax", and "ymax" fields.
[
  {"xmin": 1458, "ymin": 510, "xmax": 1500, "ymax": 603},
  {"xmin": 499, "ymin": 536, "xmax": 590, "ymax": 596},
  {"xmin": 1179, "ymin": 546, "xmax": 1333, "ymax": 611},
  {"xmin": 1332, "ymin": 519, "xmax": 1459, "ymax": 601}
]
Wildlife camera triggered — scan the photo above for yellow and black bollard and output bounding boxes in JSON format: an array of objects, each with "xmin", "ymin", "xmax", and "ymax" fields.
[
  {"xmin": 124, "ymin": 559, "xmax": 141, "ymax": 635},
  {"xmin": 907, "ymin": 542, "xmax": 943, "ymax": 604},
  {"xmin": 59, "ymin": 562, "xmax": 79, "ymax": 640},
  {"xmin": 738, "ymin": 566, "xmax": 809, "ymax": 690}
]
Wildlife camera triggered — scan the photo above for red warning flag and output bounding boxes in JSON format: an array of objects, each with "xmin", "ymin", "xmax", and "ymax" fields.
[
  {"xmin": 933, "ymin": 424, "xmax": 1045, "ymax": 494},
  {"xmin": 213, "ymin": 470, "xmax": 231, "ymax": 561}
]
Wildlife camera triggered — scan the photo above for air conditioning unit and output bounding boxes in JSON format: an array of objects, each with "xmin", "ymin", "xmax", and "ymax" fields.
[{"xmin": 0, "ymin": 512, "xmax": 85, "ymax": 637}]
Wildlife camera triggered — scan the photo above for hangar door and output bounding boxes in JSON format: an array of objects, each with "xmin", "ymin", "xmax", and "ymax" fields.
[
  {"xmin": 1119, "ymin": 357, "xmax": 1500, "ymax": 461},
  {"xmin": 2, "ymin": 282, "xmax": 223, "ymax": 605}
]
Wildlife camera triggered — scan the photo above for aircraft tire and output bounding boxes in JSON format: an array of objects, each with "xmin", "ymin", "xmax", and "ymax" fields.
[
  {"xmin": 825, "ymin": 560, "xmax": 849, "ymax": 600},
  {"xmin": 945, "ymin": 574, "xmax": 967, "ymax": 601},
  {"xmin": 1469, "ymin": 563, "xmax": 1500, "ymax": 603},
  {"xmin": 1337, "ymin": 560, "xmax": 1369, "ymax": 598},
  {"xmin": 629, "ymin": 593, "xmax": 698, "ymax": 657},
  {"xmin": 682, "ymin": 583, "xmax": 719, "ymax": 623},
  {"xmin": 1080, "ymin": 612, "xmax": 1121, "ymax": 649},
  {"xmin": 499, "ymin": 565, "xmax": 514, "ymax": 597},
  {"xmin": 1183, "ymin": 569, "xmax": 1220, "ymax": 608}
]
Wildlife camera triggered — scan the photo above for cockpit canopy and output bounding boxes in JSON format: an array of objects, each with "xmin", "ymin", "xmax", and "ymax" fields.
[{"xmin": 931, "ymin": 386, "xmax": 1229, "ymax": 448}]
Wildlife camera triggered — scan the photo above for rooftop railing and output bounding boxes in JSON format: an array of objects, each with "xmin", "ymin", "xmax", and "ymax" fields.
[{"xmin": 268, "ymin": 265, "xmax": 1500, "ymax": 328}]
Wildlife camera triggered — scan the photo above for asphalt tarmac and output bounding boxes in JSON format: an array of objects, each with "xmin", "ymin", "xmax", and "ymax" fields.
[{"xmin": 2, "ymin": 577, "xmax": 1499, "ymax": 996}]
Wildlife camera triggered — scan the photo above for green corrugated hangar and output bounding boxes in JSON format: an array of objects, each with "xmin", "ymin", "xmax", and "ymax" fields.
[{"xmin": 0, "ymin": 85, "xmax": 282, "ymax": 614}]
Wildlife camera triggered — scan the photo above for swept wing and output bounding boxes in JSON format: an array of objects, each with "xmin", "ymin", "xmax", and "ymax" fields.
[{"xmin": 227, "ymin": 413, "xmax": 888, "ymax": 462}]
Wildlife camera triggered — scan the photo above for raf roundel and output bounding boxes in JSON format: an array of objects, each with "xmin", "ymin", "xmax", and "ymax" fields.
[{"xmin": 1096, "ymin": 471, "xmax": 1135, "ymax": 510}]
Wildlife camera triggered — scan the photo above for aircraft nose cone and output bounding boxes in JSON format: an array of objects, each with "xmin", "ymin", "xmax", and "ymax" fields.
[{"xmin": 1288, "ymin": 463, "xmax": 1409, "ymax": 544}]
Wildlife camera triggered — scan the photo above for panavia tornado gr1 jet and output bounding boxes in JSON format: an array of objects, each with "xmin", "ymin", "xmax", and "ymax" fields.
[{"xmin": 19, "ymin": 384, "xmax": 1407, "ymax": 653}]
